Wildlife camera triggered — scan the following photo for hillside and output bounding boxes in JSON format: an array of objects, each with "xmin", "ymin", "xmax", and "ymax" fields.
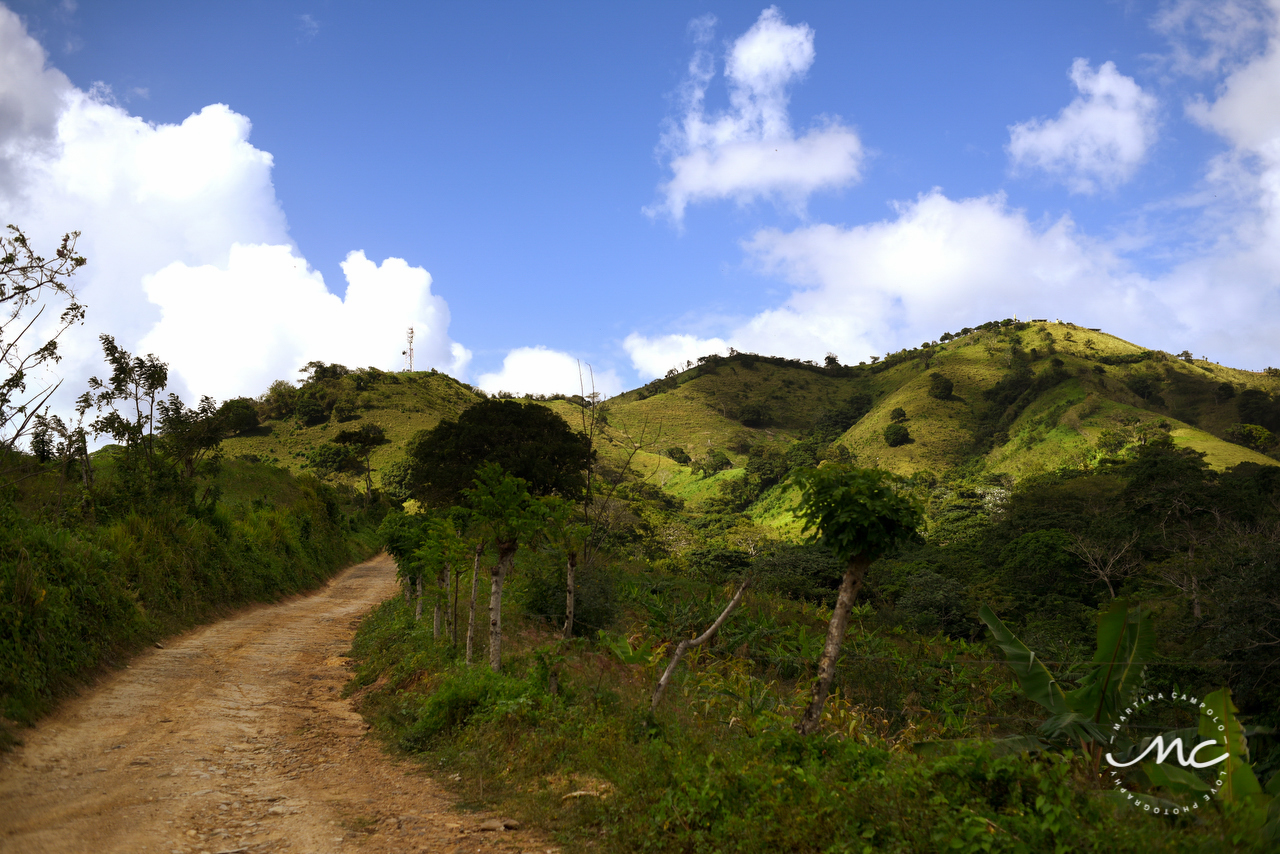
[{"xmin": 222, "ymin": 320, "xmax": 1280, "ymax": 520}]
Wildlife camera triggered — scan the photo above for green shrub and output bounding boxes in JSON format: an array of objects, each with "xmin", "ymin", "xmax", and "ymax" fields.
[
  {"xmin": 889, "ymin": 406, "xmax": 907, "ymax": 423},
  {"xmin": 927, "ymin": 373, "xmax": 953, "ymax": 400},
  {"xmin": 511, "ymin": 551, "xmax": 617, "ymax": 637},
  {"xmin": 884, "ymin": 423, "xmax": 910, "ymax": 447}
]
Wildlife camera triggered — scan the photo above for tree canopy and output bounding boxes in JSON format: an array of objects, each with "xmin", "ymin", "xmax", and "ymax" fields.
[{"xmin": 404, "ymin": 399, "xmax": 594, "ymax": 504}]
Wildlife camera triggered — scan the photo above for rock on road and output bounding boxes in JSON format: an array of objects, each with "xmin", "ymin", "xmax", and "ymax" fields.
[{"xmin": 0, "ymin": 554, "xmax": 549, "ymax": 854}]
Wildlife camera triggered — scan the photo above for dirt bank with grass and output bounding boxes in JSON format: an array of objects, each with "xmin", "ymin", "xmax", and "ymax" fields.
[{"xmin": 0, "ymin": 554, "xmax": 551, "ymax": 854}]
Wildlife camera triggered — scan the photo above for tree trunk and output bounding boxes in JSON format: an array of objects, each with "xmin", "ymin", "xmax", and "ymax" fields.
[
  {"xmin": 651, "ymin": 578, "xmax": 750, "ymax": 711},
  {"xmin": 466, "ymin": 547, "xmax": 481, "ymax": 666},
  {"xmin": 452, "ymin": 560, "xmax": 460, "ymax": 647},
  {"xmin": 562, "ymin": 551, "xmax": 577, "ymax": 640},
  {"xmin": 489, "ymin": 540, "xmax": 517, "ymax": 672},
  {"xmin": 796, "ymin": 554, "xmax": 870, "ymax": 735},
  {"xmin": 432, "ymin": 569, "xmax": 441, "ymax": 638},
  {"xmin": 414, "ymin": 575, "xmax": 423, "ymax": 622}
]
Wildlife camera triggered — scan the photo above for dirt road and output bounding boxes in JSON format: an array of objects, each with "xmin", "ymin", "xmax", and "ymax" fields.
[{"xmin": 0, "ymin": 554, "xmax": 548, "ymax": 854}]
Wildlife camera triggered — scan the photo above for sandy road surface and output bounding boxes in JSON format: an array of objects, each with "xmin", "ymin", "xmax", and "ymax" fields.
[{"xmin": 1, "ymin": 554, "xmax": 550, "ymax": 854}]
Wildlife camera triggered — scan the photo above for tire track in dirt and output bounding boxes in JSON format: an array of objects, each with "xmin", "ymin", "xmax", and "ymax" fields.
[{"xmin": 0, "ymin": 554, "xmax": 552, "ymax": 854}]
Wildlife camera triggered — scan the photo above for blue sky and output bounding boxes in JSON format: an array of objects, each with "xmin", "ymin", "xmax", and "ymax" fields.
[{"xmin": 2, "ymin": 0, "xmax": 1278, "ymax": 405}]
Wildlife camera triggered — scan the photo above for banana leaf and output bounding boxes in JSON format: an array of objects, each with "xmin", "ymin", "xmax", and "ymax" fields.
[
  {"xmin": 1068, "ymin": 599, "xmax": 1154, "ymax": 731},
  {"xmin": 1144, "ymin": 760, "xmax": 1212, "ymax": 795},
  {"xmin": 979, "ymin": 605, "xmax": 1070, "ymax": 717},
  {"xmin": 1200, "ymin": 687, "xmax": 1263, "ymax": 802}
]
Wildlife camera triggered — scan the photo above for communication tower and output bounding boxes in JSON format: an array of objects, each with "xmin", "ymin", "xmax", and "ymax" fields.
[{"xmin": 402, "ymin": 327, "xmax": 414, "ymax": 372}]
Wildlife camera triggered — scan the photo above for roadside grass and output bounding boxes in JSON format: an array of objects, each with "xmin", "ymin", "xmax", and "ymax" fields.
[
  {"xmin": 1, "ymin": 457, "xmax": 379, "ymax": 732},
  {"xmin": 347, "ymin": 583, "xmax": 1257, "ymax": 853}
]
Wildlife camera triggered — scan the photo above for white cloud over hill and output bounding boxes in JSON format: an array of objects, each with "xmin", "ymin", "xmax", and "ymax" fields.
[
  {"xmin": 627, "ymin": 4, "xmax": 1280, "ymax": 379},
  {"xmin": 477, "ymin": 347, "xmax": 622, "ymax": 398},
  {"xmin": 0, "ymin": 6, "xmax": 468, "ymax": 407},
  {"xmin": 646, "ymin": 6, "xmax": 863, "ymax": 224}
]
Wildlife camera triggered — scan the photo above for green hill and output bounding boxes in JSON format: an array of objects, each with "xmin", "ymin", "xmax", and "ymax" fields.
[{"xmin": 221, "ymin": 320, "xmax": 1280, "ymax": 517}]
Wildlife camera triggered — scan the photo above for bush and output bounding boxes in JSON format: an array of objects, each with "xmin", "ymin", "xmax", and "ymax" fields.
[
  {"xmin": 306, "ymin": 443, "xmax": 356, "ymax": 477},
  {"xmin": 218, "ymin": 397, "xmax": 259, "ymax": 434},
  {"xmin": 1226, "ymin": 423, "xmax": 1275, "ymax": 451},
  {"xmin": 884, "ymin": 423, "xmax": 910, "ymax": 447},
  {"xmin": 665, "ymin": 447, "xmax": 691, "ymax": 465},
  {"xmin": 511, "ymin": 551, "xmax": 617, "ymax": 637},
  {"xmin": 927, "ymin": 373, "xmax": 953, "ymax": 400},
  {"xmin": 294, "ymin": 395, "xmax": 325, "ymax": 425},
  {"xmin": 889, "ymin": 407, "xmax": 907, "ymax": 423},
  {"xmin": 737, "ymin": 402, "xmax": 771, "ymax": 427}
]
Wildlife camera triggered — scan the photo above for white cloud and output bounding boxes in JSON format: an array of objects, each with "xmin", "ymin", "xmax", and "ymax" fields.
[
  {"xmin": 477, "ymin": 347, "xmax": 622, "ymax": 398},
  {"xmin": 630, "ymin": 8, "xmax": 1280, "ymax": 379},
  {"xmin": 1152, "ymin": 0, "xmax": 1274, "ymax": 77},
  {"xmin": 0, "ymin": 7, "xmax": 468, "ymax": 409},
  {"xmin": 139, "ymin": 246, "xmax": 470, "ymax": 402},
  {"xmin": 626, "ymin": 191, "xmax": 1164, "ymax": 378},
  {"xmin": 646, "ymin": 6, "xmax": 863, "ymax": 223},
  {"xmin": 622, "ymin": 333, "xmax": 730, "ymax": 380},
  {"xmin": 1008, "ymin": 59, "xmax": 1158, "ymax": 194}
]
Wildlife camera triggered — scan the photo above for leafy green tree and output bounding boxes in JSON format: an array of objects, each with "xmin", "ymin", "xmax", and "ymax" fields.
[
  {"xmin": 737, "ymin": 401, "xmax": 771, "ymax": 427},
  {"xmin": 464, "ymin": 462, "xmax": 546, "ymax": 672},
  {"xmin": 1225, "ymin": 423, "xmax": 1275, "ymax": 452},
  {"xmin": 694, "ymin": 448, "xmax": 733, "ymax": 478},
  {"xmin": 927, "ymin": 372, "xmax": 953, "ymax": 400},
  {"xmin": 217, "ymin": 397, "xmax": 259, "ymax": 434},
  {"xmin": 889, "ymin": 406, "xmax": 907, "ymax": 423},
  {"xmin": 332, "ymin": 422, "xmax": 388, "ymax": 501},
  {"xmin": 883, "ymin": 423, "xmax": 910, "ymax": 447},
  {"xmin": 539, "ymin": 494, "xmax": 590, "ymax": 639},
  {"xmin": 792, "ymin": 465, "xmax": 923, "ymax": 734},
  {"xmin": 405, "ymin": 399, "xmax": 593, "ymax": 504},
  {"xmin": 258, "ymin": 380, "xmax": 298, "ymax": 420},
  {"xmin": 156, "ymin": 393, "xmax": 225, "ymax": 479},
  {"xmin": 1, "ymin": 227, "xmax": 85, "ymax": 464},
  {"xmin": 306, "ymin": 442, "xmax": 356, "ymax": 479},
  {"xmin": 665, "ymin": 446, "xmax": 691, "ymax": 465},
  {"xmin": 380, "ymin": 458, "xmax": 414, "ymax": 504},
  {"xmin": 294, "ymin": 394, "xmax": 325, "ymax": 426},
  {"xmin": 81, "ymin": 335, "xmax": 170, "ymax": 487}
]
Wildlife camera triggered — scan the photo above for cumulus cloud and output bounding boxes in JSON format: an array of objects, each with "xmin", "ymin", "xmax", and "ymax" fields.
[
  {"xmin": 477, "ymin": 347, "xmax": 622, "ymax": 398},
  {"xmin": 0, "ymin": 7, "xmax": 468, "ymax": 407},
  {"xmin": 139, "ymin": 247, "xmax": 470, "ymax": 402},
  {"xmin": 646, "ymin": 6, "xmax": 863, "ymax": 223},
  {"xmin": 629, "ymin": 6, "xmax": 1280, "ymax": 380},
  {"xmin": 621, "ymin": 333, "xmax": 730, "ymax": 380},
  {"xmin": 626, "ymin": 191, "xmax": 1160, "ymax": 378},
  {"xmin": 1008, "ymin": 59, "xmax": 1158, "ymax": 194}
]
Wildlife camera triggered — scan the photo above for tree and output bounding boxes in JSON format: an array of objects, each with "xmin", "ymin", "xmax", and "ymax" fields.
[
  {"xmin": 464, "ymin": 462, "xmax": 546, "ymax": 672},
  {"xmin": 218, "ymin": 397, "xmax": 259, "ymax": 434},
  {"xmin": 883, "ymin": 423, "xmax": 910, "ymax": 447},
  {"xmin": 1226, "ymin": 423, "xmax": 1275, "ymax": 452},
  {"xmin": 156, "ymin": 393, "xmax": 225, "ymax": 479},
  {"xmin": 1, "ymin": 227, "xmax": 86, "ymax": 466},
  {"xmin": 332, "ymin": 422, "xmax": 388, "ymax": 501},
  {"xmin": 82, "ymin": 335, "xmax": 169, "ymax": 471},
  {"xmin": 792, "ymin": 466, "xmax": 923, "ymax": 734},
  {"xmin": 540, "ymin": 495, "xmax": 590, "ymax": 639},
  {"xmin": 306, "ymin": 442, "xmax": 356, "ymax": 479},
  {"xmin": 927, "ymin": 373, "xmax": 953, "ymax": 400},
  {"xmin": 889, "ymin": 406, "xmax": 907, "ymax": 423},
  {"xmin": 405, "ymin": 399, "xmax": 594, "ymax": 504}
]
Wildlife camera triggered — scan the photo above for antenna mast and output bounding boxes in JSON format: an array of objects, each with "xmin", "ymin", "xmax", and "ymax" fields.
[{"xmin": 402, "ymin": 327, "xmax": 415, "ymax": 372}]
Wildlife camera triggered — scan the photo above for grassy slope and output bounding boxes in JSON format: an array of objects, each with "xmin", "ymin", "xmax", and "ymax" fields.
[
  {"xmin": 220, "ymin": 371, "xmax": 479, "ymax": 493},
  {"xmin": 217, "ymin": 322, "xmax": 1278, "ymax": 516}
]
